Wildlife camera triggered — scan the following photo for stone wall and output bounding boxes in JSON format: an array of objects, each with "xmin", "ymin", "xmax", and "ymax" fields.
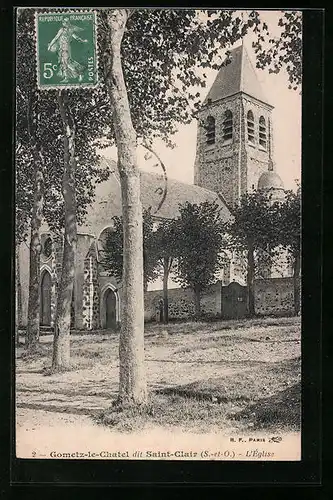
[
  {"xmin": 74, "ymin": 233, "xmax": 97, "ymax": 329},
  {"xmin": 19, "ymin": 232, "xmax": 63, "ymax": 327},
  {"xmin": 145, "ymin": 278, "xmax": 298, "ymax": 322},
  {"xmin": 144, "ymin": 282, "xmax": 222, "ymax": 322},
  {"xmin": 50, "ymin": 234, "xmax": 63, "ymax": 326},
  {"xmin": 254, "ymin": 277, "xmax": 298, "ymax": 316},
  {"xmin": 193, "ymin": 94, "xmax": 274, "ymax": 206},
  {"xmin": 194, "ymin": 94, "xmax": 242, "ymax": 207},
  {"xmin": 243, "ymin": 95, "xmax": 274, "ymax": 193},
  {"xmin": 82, "ymin": 243, "xmax": 100, "ymax": 330}
]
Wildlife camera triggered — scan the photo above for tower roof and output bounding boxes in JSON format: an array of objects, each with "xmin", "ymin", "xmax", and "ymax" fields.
[
  {"xmin": 203, "ymin": 43, "xmax": 271, "ymax": 106},
  {"xmin": 258, "ymin": 171, "xmax": 284, "ymax": 191}
]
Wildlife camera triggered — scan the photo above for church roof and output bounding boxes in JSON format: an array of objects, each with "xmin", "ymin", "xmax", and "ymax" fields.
[
  {"xmin": 80, "ymin": 158, "xmax": 231, "ymax": 236},
  {"xmin": 203, "ymin": 44, "xmax": 271, "ymax": 106}
]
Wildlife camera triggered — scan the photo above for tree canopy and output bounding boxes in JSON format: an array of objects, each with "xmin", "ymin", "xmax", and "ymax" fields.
[
  {"xmin": 102, "ymin": 208, "xmax": 161, "ymax": 287},
  {"xmin": 252, "ymin": 10, "xmax": 302, "ymax": 90},
  {"xmin": 274, "ymin": 187, "xmax": 301, "ymax": 258},
  {"xmin": 16, "ymin": 8, "xmax": 112, "ymax": 237},
  {"xmin": 16, "ymin": 8, "xmax": 302, "ymax": 239},
  {"xmin": 174, "ymin": 201, "xmax": 225, "ymax": 315}
]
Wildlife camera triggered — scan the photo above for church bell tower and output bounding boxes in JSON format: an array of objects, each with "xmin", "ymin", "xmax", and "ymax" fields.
[{"xmin": 194, "ymin": 43, "xmax": 275, "ymax": 207}]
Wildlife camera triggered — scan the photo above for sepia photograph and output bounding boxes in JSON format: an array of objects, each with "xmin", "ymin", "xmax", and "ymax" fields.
[{"xmin": 15, "ymin": 8, "xmax": 302, "ymax": 462}]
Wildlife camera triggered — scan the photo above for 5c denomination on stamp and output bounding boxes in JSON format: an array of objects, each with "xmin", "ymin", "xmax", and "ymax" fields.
[{"xmin": 35, "ymin": 10, "xmax": 98, "ymax": 90}]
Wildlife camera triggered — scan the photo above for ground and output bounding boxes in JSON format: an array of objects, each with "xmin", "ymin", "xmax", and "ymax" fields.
[{"xmin": 16, "ymin": 316, "xmax": 301, "ymax": 460}]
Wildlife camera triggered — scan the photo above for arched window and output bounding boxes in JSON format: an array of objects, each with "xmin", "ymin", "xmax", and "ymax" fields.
[
  {"xmin": 205, "ymin": 116, "xmax": 215, "ymax": 145},
  {"xmin": 247, "ymin": 110, "xmax": 255, "ymax": 144},
  {"xmin": 259, "ymin": 116, "xmax": 267, "ymax": 149},
  {"xmin": 97, "ymin": 226, "xmax": 115, "ymax": 270},
  {"xmin": 42, "ymin": 237, "xmax": 53, "ymax": 259},
  {"xmin": 223, "ymin": 110, "xmax": 233, "ymax": 142}
]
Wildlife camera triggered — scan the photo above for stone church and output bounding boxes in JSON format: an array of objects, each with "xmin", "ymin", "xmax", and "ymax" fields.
[{"xmin": 18, "ymin": 43, "xmax": 291, "ymax": 331}]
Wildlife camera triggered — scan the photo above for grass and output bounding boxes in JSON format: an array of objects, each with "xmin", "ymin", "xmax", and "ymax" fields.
[
  {"xmin": 232, "ymin": 382, "xmax": 301, "ymax": 431},
  {"xmin": 95, "ymin": 357, "xmax": 301, "ymax": 434},
  {"xmin": 17, "ymin": 316, "xmax": 301, "ymax": 435},
  {"xmin": 41, "ymin": 356, "xmax": 96, "ymax": 376},
  {"xmin": 143, "ymin": 315, "xmax": 300, "ymax": 337},
  {"xmin": 94, "ymin": 393, "xmax": 244, "ymax": 434},
  {"xmin": 157, "ymin": 357, "xmax": 301, "ymax": 403}
]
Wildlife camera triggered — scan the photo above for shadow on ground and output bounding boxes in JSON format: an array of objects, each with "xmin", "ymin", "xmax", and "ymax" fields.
[{"xmin": 231, "ymin": 382, "xmax": 301, "ymax": 431}]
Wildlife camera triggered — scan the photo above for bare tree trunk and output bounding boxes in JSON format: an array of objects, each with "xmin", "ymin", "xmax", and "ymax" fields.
[
  {"xmin": 26, "ymin": 149, "xmax": 44, "ymax": 352},
  {"xmin": 194, "ymin": 285, "xmax": 201, "ymax": 319},
  {"xmin": 247, "ymin": 243, "xmax": 255, "ymax": 317},
  {"xmin": 162, "ymin": 257, "xmax": 170, "ymax": 324},
  {"xmin": 52, "ymin": 90, "xmax": 77, "ymax": 370},
  {"xmin": 104, "ymin": 9, "xmax": 147, "ymax": 405},
  {"xmin": 293, "ymin": 251, "xmax": 301, "ymax": 316},
  {"xmin": 143, "ymin": 275, "xmax": 148, "ymax": 293},
  {"xmin": 15, "ymin": 245, "xmax": 23, "ymax": 346}
]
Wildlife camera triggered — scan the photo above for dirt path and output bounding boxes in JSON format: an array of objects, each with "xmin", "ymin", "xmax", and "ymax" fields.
[{"xmin": 16, "ymin": 320, "xmax": 301, "ymax": 461}]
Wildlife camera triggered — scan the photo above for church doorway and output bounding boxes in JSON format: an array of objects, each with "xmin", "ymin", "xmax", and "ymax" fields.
[
  {"xmin": 104, "ymin": 288, "xmax": 117, "ymax": 329},
  {"xmin": 40, "ymin": 270, "xmax": 52, "ymax": 326}
]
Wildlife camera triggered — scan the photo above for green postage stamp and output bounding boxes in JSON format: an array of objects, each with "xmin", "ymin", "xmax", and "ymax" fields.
[{"xmin": 35, "ymin": 11, "xmax": 98, "ymax": 89}]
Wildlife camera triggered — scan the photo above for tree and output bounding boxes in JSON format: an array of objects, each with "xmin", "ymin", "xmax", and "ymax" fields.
[
  {"xmin": 16, "ymin": 8, "xmax": 111, "ymax": 357},
  {"xmin": 173, "ymin": 201, "xmax": 225, "ymax": 318},
  {"xmin": 102, "ymin": 214, "xmax": 179, "ymax": 325},
  {"xmin": 16, "ymin": 7, "xmax": 300, "ymax": 396},
  {"xmin": 252, "ymin": 10, "xmax": 302, "ymax": 90},
  {"xmin": 224, "ymin": 190, "xmax": 279, "ymax": 317},
  {"xmin": 102, "ymin": 9, "xmax": 147, "ymax": 406},
  {"xmin": 16, "ymin": 10, "xmax": 47, "ymax": 351},
  {"xmin": 275, "ymin": 188, "xmax": 301, "ymax": 315},
  {"xmin": 15, "ymin": 141, "xmax": 33, "ymax": 347},
  {"xmin": 154, "ymin": 219, "xmax": 179, "ymax": 324},
  {"xmin": 51, "ymin": 91, "xmax": 77, "ymax": 369},
  {"xmin": 99, "ymin": 7, "xmax": 293, "ymax": 404},
  {"xmin": 48, "ymin": 86, "xmax": 113, "ymax": 369},
  {"xmin": 102, "ymin": 208, "xmax": 161, "ymax": 291}
]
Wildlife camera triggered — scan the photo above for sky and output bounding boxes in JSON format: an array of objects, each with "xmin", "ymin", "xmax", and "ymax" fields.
[{"xmin": 101, "ymin": 10, "xmax": 301, "ymax": 191}]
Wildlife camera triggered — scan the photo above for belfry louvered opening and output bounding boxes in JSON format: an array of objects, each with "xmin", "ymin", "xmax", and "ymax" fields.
[
  {"xmin": 247, "ymin": 110, "xmax": 255, "ymax": 144},
  {"xmin": 205, "ymin": 116, "xmax": 216, "ymax": 145},
  {"xmin": 223, "ymin": 110, "xmax": 233, "ymax": 142},
  {"xmin": 259, "ymin": 116, "xmax": 267, "ymax": 149}
]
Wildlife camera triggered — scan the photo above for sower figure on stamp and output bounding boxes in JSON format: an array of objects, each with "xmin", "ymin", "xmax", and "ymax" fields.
[{"xmin": 47, "ymin": 17, "xmax": 87, "ymax": 83}]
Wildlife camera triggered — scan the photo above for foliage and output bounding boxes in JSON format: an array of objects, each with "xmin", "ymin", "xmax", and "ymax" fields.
[
  {"xmin": 252, "ymin": 10, "xmax": 302, "ymax": 90},
  {"xmin": 102, "ymin": 208, "xmax": 161, "ymax": 286},
  {"xmin": 223, "ymin": 190, "xmax": 281, "ymax": 316},
  {"xmin": 98, "ymin": 9, "xmax": 273, "ymax": 146},
  {"xmin": 174, "ymin": 201, "xmax": 225, "ymax": 294},
  {"xmin": 153, "ymin": 218, "xmax": 179, "ymax": 265},
  {"xmin": 15, "ymin": 144, "xmax": 34, "ymax": 244},
  {"xmin": 223, "ymin": 190, "xmax": 280, "ymax": 254},
  {"xmin": 16, "ymin": 8, "xmax": 302, "ymax": 239},
  {"xmin": 16, "ymin": 8, "xmax": 112, "ymax": 238},
  {"xmin": 275, "ymin": 188, "xmax": 301, "ymax": 257},
  {"xmin": 16, "ymin": 8, "xmax": 300, "ymax": 239}
]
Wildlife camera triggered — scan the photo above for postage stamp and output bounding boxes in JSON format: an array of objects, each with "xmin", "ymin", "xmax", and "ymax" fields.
[{"xmin": 35, "ymin": 10, "xmax": 98, "ymax": 89}]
